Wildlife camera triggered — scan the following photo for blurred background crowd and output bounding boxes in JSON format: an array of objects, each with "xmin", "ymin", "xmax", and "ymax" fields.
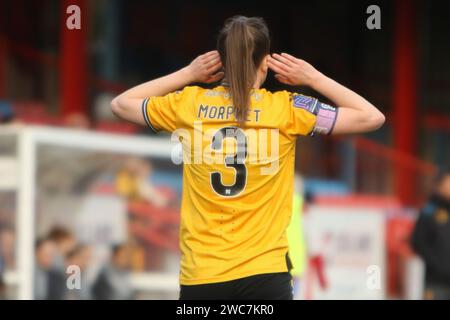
[
  {"xmin": 0, "ymin": 0, "xmax": 449, "ymax": 300},
  {"xmin": 33, "ymin": 227, "xmax": 135, "ymax": 300}
]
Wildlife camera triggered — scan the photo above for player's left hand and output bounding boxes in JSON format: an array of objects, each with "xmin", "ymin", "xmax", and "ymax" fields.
[
  {"xmin": 185, "ymin": 51, "xmax": 224, "ymax": 84},
  {"xmin": 268, "ymin": 53, "xmax": 321, "ymax": 87}
]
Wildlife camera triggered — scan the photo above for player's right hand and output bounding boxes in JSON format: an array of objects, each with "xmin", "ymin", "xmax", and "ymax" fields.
[
  {"xmin": 185, "ymin": 51, "xmax": 224, "ymax": 84},
  {"xmin": 268, "ymin": 53, "xmax": 321, "ymax": 87}
]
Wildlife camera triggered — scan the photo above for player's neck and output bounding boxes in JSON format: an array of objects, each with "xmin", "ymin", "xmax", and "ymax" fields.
[
  {"xmin": 253, "ymin": 72, "xmax": 266, "ymax": 89},
  {"xmin": 220, "ymin": 76, "xmax": 264, "ymax": 90}
]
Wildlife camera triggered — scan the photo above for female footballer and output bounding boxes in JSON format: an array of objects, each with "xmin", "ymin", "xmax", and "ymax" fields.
[{"xmin": 111, "ymin": 16, "xmax": 385, "ymax": 300}]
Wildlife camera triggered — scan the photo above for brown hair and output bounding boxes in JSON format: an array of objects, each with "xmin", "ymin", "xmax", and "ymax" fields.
[
  {"xmin": 217, "ymin": 16, "xmax": 270, "ymax": 125},
  {"xmin": 47, "ymin": 226, "xmax": 73, "ymax": 243}
]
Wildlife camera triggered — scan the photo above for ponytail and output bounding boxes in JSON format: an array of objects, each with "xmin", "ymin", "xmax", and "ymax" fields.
[
  {"xmin": 225, "ymin": 17, "xmax": 255, "ymax": 124},
  {"xmin": 218, "ymin": 16, "xmax": 270, "ymax": 126}
]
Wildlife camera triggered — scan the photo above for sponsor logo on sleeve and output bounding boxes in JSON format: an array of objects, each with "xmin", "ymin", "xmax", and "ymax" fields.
[{"xmin": 293, "ymin": 95, "xmax": 318, "ymax": 114}]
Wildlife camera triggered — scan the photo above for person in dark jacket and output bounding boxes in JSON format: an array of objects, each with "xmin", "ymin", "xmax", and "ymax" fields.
[
  {"xmin": 92, "ymin": 244, "xmax": 134, "ymax": 300},
  {"xmin": 411, "ymin": 171, "xmax": 450, "ymax": 300},
  {"xmin": 65, "ymin": 245, "xmax": 93, "ymax": 300},
  {"xmin": 34, "ymin": 238, "xmax": 67, "ymax": 300},
  {"xmin": 0, "ymin": 100, "xmax": 15, "ymax": 124},
  {"xmin": 0, "ymin": 268, "xmax": 6, "ymax": 300}
]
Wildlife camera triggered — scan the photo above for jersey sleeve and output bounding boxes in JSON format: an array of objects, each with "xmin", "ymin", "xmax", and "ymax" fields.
[
  {"xmin": 286, "ymin": 92, "xmax": 339, "ymax": 136},
  {"xmin": 142, "ymin": 86, "xmax": 194, "ymax": 133}
]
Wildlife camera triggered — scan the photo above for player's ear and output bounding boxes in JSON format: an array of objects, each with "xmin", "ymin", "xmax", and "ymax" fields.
[{"xmin": 260, "ymin": 54, "xmax": 270, "ymax": 73}]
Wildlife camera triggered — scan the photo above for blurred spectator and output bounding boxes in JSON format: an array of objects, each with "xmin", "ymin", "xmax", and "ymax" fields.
[
  {"xmin": 65, "ymin": 245, "xmax": 93, "ymax": 300},
  {"xmin": 0, "ymin": 239, "xmax": 5, "ymax": 300},
  {"xmin": 92, "ymin": 244, "xmax": 134, "ymax": 300},
  {"xmin": 116, "ymin": 158, "xmax": 169, "ymax": 207},
  {"xmin": 411, "ymin": 170, "xmax": 450, "ymax": 300},
  {"xmin": 0, "ymin": 225, "xmax": 15, "ymax": 271},
  {"xmin": 0, "ymin": 273, "xmax": 5, "ymax": 300},
  {"xmin": 34, "ymin": 238, "xmax": 67, "ymax": 300},
  {"xmin": 0, "ymin": 100, "xmax": 16, "ymax": 124},
  {"xmin": 47, "ymin": 226, "xmax": 76, "ymax": 270},
  {"xmin": 287, "ymin": 174, "xmax": 307, "ymax": 299}
]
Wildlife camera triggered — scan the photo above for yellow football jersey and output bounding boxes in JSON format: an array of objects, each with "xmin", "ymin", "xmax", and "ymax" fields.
[{"xmin": 143, "ymin": 85, "xmax": 337, "ymax": 285}]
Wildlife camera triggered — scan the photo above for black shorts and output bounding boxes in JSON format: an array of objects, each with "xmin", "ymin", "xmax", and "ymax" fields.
[{"xmin": 179, "ymin": 272, "xmax": 293, "ymax": 300}]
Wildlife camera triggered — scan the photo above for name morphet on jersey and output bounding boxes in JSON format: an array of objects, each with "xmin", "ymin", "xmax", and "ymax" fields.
[{"xmin": 142, "ymin": 85, "xmax": 337, "ymax": 285}]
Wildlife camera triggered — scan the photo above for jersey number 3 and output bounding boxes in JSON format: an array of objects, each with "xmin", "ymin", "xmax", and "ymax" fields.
[{"xmin": 210, "ymin": 127, "xmax": 247, "ymax": 197}]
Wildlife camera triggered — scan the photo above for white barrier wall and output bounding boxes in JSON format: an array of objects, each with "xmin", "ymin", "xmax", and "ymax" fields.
[{"xmin": 304, "ymin": 206, "xmax": 386, "ymax": 300}]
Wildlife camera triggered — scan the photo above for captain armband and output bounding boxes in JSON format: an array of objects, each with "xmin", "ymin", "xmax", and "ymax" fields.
[
  {"xmin": 292, "ymin": 94, "xmax": 338, "ymax": 136},
  {"xmin": 311, "ymin": 102, "xmax": 338, "ymax": 136}
]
